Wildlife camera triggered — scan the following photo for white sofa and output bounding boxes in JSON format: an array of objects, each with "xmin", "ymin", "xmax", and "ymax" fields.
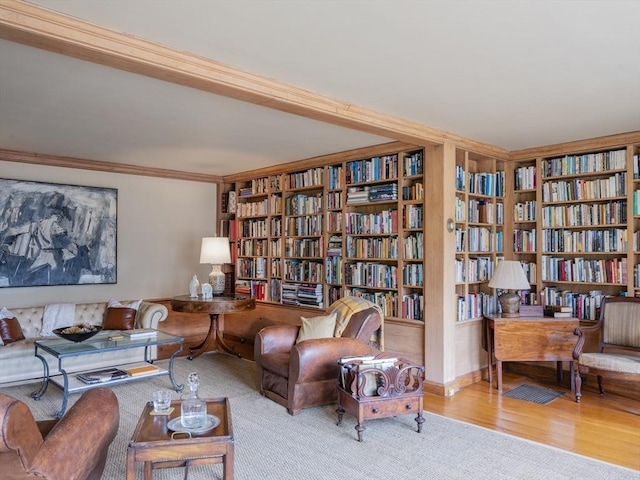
[{"xmin": 0, "ymin": 301, "xmax": 168, "ymax": 386}]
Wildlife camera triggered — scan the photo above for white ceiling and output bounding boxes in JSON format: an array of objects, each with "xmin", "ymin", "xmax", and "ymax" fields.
[{"xmin": 1, "ymin": 0, "xmax": 639, "ymax": 177}]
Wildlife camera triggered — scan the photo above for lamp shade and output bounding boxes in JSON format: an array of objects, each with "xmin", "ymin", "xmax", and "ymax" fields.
[
  {"xmin": 199, "ymin": 237, "xmax": 231, "ymax": 265},
  {"xmin": 488, "ymin": 260, "xmax": 530, "ymax": 290}
]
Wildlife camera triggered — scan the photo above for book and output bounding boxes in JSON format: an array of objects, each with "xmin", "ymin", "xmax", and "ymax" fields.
[
  {"xmin": 77, "ymin": 367, "xmax": 129, "ymax": 385},
  {"xmin": 126, "ymin": 364, "xmax": 160, "ymax": 377},
  {"xmin": 121, "ymin": 328, "xmax": 158, "ymax": 339}
]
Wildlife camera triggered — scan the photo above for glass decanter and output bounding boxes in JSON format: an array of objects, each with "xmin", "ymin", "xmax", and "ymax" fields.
[{"xmin": 181, "ymin": 372, "xmax": 206, "ymax": 429}]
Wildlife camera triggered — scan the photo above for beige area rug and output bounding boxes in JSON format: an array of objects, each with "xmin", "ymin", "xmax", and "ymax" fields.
[{"xmin": 1, "ymin": 354, "xmax": 636, "ymax": 480}]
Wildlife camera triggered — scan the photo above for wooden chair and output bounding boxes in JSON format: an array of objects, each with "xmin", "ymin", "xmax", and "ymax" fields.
[{"xmin": 572, "ymin": 296, "xmax": 640, "ymax": 402}]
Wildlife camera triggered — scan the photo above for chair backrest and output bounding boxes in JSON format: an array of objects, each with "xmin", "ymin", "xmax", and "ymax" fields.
[
  {"xmin": 600, "ymin": 297, "xmax": 640, "ymax": 349},
  {"xmin": 340, "ymin": 307, "xmax": 382, "ymax": 342},
  {"xmin": 0, "ymin": 393, "xmax": 43, "ymax": 470}
]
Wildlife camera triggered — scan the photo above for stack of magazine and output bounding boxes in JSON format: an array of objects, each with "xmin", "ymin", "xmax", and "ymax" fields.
[{"xmin": 77, "ymin": 367, "xmax": 129, "ymax": 385}]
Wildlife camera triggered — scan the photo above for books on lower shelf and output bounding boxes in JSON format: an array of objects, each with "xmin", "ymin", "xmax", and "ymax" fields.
[
  {"xmin": 121, "ymin": 328, "xmax": 158, "ymax": 339},
  {"xmin": 77, "ymin": 367, "xmax": 129, "ymax": 385},
  {"xmin": 126, "ymin": 364, "xmax": 161, "ymax": 377},
  {"xmin": 544, "ymin": 305, "xmax": 574, "ymax": 317}
]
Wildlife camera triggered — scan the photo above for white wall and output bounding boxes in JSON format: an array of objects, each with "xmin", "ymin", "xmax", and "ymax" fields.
[{"xmin": 0, "ymin": 161, "xmax": 218, "ymax": 308}]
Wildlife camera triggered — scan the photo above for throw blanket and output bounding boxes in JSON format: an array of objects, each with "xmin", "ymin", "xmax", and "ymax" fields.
[
  {"xmin": 327, "ymin": 297, "xmax": 384, "ymax": 350},
  {"xmin": 42, "ymin": 303, "xmax": 76, "ymax": 337}
]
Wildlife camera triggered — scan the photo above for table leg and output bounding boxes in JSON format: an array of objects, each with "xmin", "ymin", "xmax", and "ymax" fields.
[
  {"xmin": 216, "ymin": 313, "xmax": 241, "ymax": 358},
  {"xmin": 144, "ymin": 461, "xmax": 152, "ymax": 480},
  {"xmin": 497, "ymin": 360, "xmax": 503, "ymax": 394},
  {"xmin": 486, "ymin": 320, "xmax": 493, "ymax": 387},
  {"xmin": 223, "ymin": 445, "xmax": 234, "ymax": 480},
  {"xmin": 556, "ymin": 361, "xmax": 564, "ymax": 384},
  {"xmin": 126, "ymin": 451, "xmax": 136, "ymax": 480},
  {"xmin": 189, "ymin": 313, "xmax": 240, "ymax": 359}
]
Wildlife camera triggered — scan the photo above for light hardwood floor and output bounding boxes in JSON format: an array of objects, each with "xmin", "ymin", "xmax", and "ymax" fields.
[{"xmin": 422, "ymin": 371, "xmax": 640, "ymax": 471}]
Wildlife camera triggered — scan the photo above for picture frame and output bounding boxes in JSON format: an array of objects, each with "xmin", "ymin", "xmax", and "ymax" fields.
[{"xmin": 0, "ymin": 178, "xmax": 117, "ymax": 287}]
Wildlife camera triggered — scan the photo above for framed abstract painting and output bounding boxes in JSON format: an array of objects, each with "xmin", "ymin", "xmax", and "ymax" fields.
[{"xmin": 0, "ymin": 179, "xmax": 117, "ymax": 287}]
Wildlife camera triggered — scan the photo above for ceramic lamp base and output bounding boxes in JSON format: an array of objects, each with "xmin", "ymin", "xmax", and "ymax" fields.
[
  {"xmin": 498, "ymin": 292, "xmax": 521, "ymax": 318},
  {"xmin": 208, "ymin": 264, "xmax": 226, "ymax": 295}
]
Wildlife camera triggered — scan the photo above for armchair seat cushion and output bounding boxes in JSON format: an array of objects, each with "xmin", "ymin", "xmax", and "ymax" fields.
[
  {"xmin": 578, "ymin": 353, "xmax": 640, "ymax": 374},
  {"xmin": 259, "ymin": 353, "xmax": 290, "ymax": 378}
]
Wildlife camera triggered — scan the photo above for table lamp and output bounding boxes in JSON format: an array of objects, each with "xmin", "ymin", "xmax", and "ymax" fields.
[
  {"xmin": 488, "ymin": 260, "xmax": 530, "ymax": 317},
  {"xmin": 199, "ymin": 237, "xmax": 231, "ymax": 295}
]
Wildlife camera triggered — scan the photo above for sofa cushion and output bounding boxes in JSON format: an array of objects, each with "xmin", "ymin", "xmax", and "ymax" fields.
[
  {"xmin": 103, "ymin": 307, "xmax": 137, "ymax": 330},
  {"xmin": 108, "ymin": 298, "xmax": 142, "ymax": 310},
  {"xmin": 295, "ymin": 313, "xmax": 337, "ymax": 344},
  {"xmin": 0, "ymin": 316, "xmax": 25, "ymax": 345}
]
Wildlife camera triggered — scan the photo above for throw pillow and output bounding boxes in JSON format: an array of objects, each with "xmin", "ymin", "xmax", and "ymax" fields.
[
  {"xmin": 103, "ymin": 307, "xmax": 137, "ymax": 330},
  {"xmin": 295, "ymin": 313, "xmax": 337, "ymax": 344},
  {"xmin": 108, "ymin": 298, "xmax": 143, "ymax": 310},
  {"xmin": 0, "ymin": 316, "xmax": 25, "ymax": 345}
]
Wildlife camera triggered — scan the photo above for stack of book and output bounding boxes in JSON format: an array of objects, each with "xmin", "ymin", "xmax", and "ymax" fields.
[
  {"xmin": 122, "ymin": 329, "xmax": 157, "ymax": 339},
  {"xmin": 368, "ymin": 183, "xmax": 398, "ymax": 202},
  {"xmin": 297, "ymin": 284, "xmax": 324, "ymax": 308},
  {"xmin": 346, "ymin": 187, "xmax": 370, "ymax": 205},
  {"xmin": 543, "ymin": 305, "xmax": 573, "ymax": 317},
  {"xmin": 77, "ymin": 367, "xmax": 129, "ymax": 385}
]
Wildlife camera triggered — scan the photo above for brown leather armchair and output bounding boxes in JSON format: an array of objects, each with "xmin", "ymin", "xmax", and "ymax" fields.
[
  {"xmin": 255, "ymin": 306, "xmax": 382, "ymax": 415},
  {"xmin": 0, "ymin": 388, "xmax": 119, "ymax": 480}
]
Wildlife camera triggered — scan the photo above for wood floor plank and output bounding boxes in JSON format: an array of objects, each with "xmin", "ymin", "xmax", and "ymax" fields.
[{"xmin": 422, "ymin": 372, "xmax": 640, "ymax": 471}]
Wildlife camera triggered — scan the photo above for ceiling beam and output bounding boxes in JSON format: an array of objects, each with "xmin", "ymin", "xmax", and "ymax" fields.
[{"xmin": 0, "ymin": 0, "xmax": 508, "ymax": 160}]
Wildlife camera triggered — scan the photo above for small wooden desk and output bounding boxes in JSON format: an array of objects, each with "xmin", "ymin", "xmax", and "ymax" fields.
[
  {"xmin": 171, "ymin": 295, "xmax": 255, "ymax": 359},
  {"xmin": 126, "ymin": 398, "xmax": 233, "ymax": 480},
  {"xmin": 484, "ymin": 314, "xmax": 579, "ymax": 393}
]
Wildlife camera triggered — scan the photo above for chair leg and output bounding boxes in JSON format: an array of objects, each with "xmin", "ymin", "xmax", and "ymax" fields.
[
  {"xmin": 597, "ymin": 375, "xmax": 604, "ymax": 395},
  {"xmin": 574, "ymin": 365, "xmax": 582, "ymax": 403}
]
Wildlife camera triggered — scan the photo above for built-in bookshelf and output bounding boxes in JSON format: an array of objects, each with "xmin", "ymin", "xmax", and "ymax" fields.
[
  {"xmin": 223, "ymin": 145, "xmax": 425, "ymax": 323},
  {"xmin": 454, "ymin": 150, "xmax": 505, "ymax": 321}
]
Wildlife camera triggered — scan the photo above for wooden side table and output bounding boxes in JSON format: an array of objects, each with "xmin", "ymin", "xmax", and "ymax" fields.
[
  {"xmin": 126, "ymin": 397, "xmax": 233, "ymax": 480},
  {"xmin": 336, "ymin": 355, "xmax": 425, "ymax": 442},
  {"xmin": 171, "ymin": 294, "xmax": 255, "ymax": 359},
  {"xmin": 484, "ymin": 314, "xmax": 579, "ymax": 393}
]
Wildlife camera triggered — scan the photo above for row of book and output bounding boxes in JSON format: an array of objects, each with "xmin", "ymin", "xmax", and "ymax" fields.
[
  {"xmin": 541, "ymin": 228, "xmax": 627, "ymax": 253},
  {"xmin": 345, "ymin": 262, "xmax": 398, "ymax": 289},
  {"xmin": 284, "ymin": 193, "xmax": 323, "ymax": 215},
  {"xmin": 346, "ymin": 235, "xmax": 398, "ymax": 259},
  {"xmin": 541, "ymin": 149, "xmax": 626, "ymax": 177},
  {"xmin": 541, "ymin": 256, "xmax": 628, "ymax": 284},
  {"xmin": 345, "ymin": 155, "xmax": 399, "ymax": 185},
  {"xmin": 513, "ymin": 228, "xmax": 536, "ymax": 252},
  {"xmin": 285, "ymin": 238, "xmax": 323, "ymax": 258},
  {"xmin": 283, "ymin": 167, "xmax": 324, "ymax": 189},
  {"xmin": 237, "ymin": 198, "xmax": 268, "ymax": 217},
  {"xmin": 541, "ymin": 201, "xmax": 627, "ymax": 227},
  {"xmin": 344, "ymin": 289, "xmax": 398, "ymax": 317},
  {"xmin": 402, "ymin": 181, "xmax": 424, "ymax": 201},
  {"xmin": 513, "ymin": 200, "xmax": 537, "ymax": 222},
  {"xmin": 541, "ymin": 172, "xmax": 627, "ymax": 203},
  {"xmin": 514, "ymin": 165, "xmax": 536, "ymax": 191},
  {"xmin": 345, "ymin": 210, "xmax": 398, "ymax": 235}
]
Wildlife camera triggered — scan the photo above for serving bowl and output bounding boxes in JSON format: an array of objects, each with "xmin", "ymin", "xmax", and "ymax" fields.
[{"xmin": 52, "ymin": 324, "xmax": 102, "ymax": 343}]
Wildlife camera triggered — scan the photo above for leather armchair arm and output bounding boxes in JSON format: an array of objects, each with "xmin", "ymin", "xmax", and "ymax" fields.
[
  {"xmin": 255, "ymin": 325, "xmax": 300, "ymax": 356},
  {"xmin": 29, "ymin": 388, "xmax": 119, "ymax": 480},
  {"xmin": 291, "ymin": 337, "xmax": 375, "ymax": 383},
  {"xmin": 137, "ymin": 302, "xmax": 169, "ymax": 329}
]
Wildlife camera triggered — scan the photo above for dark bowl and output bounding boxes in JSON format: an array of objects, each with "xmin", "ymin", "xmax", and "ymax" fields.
[{"xmin": 52, "ymin": 325, "xmax": 102, "ymax": 343}]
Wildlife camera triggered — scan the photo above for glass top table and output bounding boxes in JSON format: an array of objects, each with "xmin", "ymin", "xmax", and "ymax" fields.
[{"xmin": 32, "ymin": 330, "xmax": 184, "ymax": 418}]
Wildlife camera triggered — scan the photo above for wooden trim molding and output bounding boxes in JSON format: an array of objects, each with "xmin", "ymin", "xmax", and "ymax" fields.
[
  {"xmin": 0, "ymin": 0, "xmax": 508, "ymax": 160},
  {"xmin": 0, "ymin": 149, "xmax": 222, "ymax": 183},
  {"xmin": 509, "ymin": 131, "xmax": 640, "ymax": 161}
]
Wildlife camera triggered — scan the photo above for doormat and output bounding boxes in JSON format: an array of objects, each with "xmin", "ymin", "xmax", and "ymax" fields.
[{"xmin": 503, "ymin": 384, "xmax": 565, "ymax": 405}]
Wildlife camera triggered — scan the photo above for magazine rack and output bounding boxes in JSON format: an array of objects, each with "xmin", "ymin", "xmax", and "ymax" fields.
[{"xmin": 336, "ymin": 353, "xmax": 425, "ymax": 441}]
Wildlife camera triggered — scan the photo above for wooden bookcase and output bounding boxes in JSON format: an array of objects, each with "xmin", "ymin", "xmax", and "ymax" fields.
[{"xmin": 453, "ymin": 149, "xmax": 505, "ymax": 322}]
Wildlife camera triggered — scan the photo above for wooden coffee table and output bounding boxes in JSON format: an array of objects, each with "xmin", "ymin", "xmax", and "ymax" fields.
[{"xmin": 126, "ymin": 397, "xmax": 233, "ymax": 480}]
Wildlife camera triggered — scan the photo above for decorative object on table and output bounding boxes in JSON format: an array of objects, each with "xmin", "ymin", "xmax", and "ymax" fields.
[
  {"xmin": 52, "ymin": 324, "xmax": 102, "ymax": 342},
  {"xmin": 188, "ymin": 274, "xmax": 200, "ymax": 298},
  {"xmin": 201, "ymin": 282, "xmax": 213, "ymax": 299},
  {"xmin": 152, "ymin": 390, "xmax": 173, "ymax": 414},
  {"xmin": 0, "ymin": 178, "xmax": 117, "ymax": 288},
  {"xmin": 199, "ymin": 237, "xmax": 231, "ymax": 295},
  {"xmin": 488, "ymin": 260, "xmax": 531, "ymax": 317},
  {"xmin": 181, "ymin": 372, "xmax": 206, "ymax": 429}
]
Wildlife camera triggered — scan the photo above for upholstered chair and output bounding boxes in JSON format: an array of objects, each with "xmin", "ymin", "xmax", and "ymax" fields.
[
  {"xmin": 572, "ymin": 296, "xmax": 640, "ymax": 402},
  {"xmin": 0, "ymin": 388, "xmax": 119, "ymax": 479},
  {"xmin": 255, "ymin": 299, "xmax": 383, "ymax": 415}
]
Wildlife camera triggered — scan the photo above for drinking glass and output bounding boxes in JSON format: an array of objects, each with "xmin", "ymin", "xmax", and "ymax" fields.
[{"xmin": 152, "ymin": 390, "xmax": 172, "ymax": 414}]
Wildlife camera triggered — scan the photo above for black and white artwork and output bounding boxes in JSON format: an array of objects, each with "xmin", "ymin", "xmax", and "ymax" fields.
[{"xmin": 0, "ymin": 179, "xmax": 117, "ymax": 287}]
